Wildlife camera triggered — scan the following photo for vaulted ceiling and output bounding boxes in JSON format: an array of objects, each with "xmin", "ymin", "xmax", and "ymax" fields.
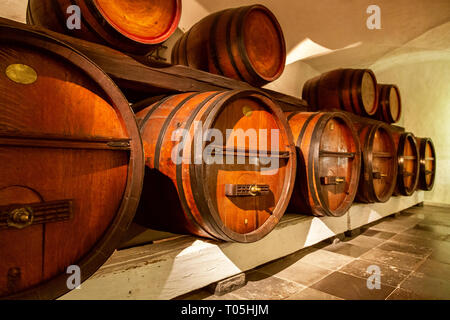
[
  {"xmin": 181, "ymin": 0, "xmax": 450, "ymax": 72},
  {"xmin": 2, "ymin": 0, "xmax": 449, "ymax": 73}
]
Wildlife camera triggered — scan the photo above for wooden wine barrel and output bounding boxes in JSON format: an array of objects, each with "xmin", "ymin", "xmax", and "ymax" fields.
[
  {"xmin": 416, "ymin": 137, "xmax": 436, "ymax": 191},
  {"xmin": 286, "ymin": 112, "xmax": 361, "ymax": 217},
  {"xmin": 0, "ymin": 26, "xmax": 144, "ymax": 299},
  {"xmin": 302, "ymin": 69, "xmax": 379, "ymax": 117},
  {"xmin": 356, "ymin": 123, "xmax": 397, "ymax": 203},
  {"xmin": 171, "ymin": 5, "xmax": 286, "ymax": 87},
  {"xmin": 376, "ymin": 84, "xmax": 401, "ymax": 123},
  {"xmin": 27, "ymin": 0, "xmax": 182, "ymax": 54},
  {"xmin": 134, "ymin": 90, "xmax": 296, "ymax": 242},
  {"xmin": 394, "ymin": 133, "xmax": 420, "ymax": 196}
]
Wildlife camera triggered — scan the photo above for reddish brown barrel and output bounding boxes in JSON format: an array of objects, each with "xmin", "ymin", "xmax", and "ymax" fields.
[
  {"xmin": 286, "ymin": 112, "xmax": 361, "ymax": 217},
  {"xmin": 302, "ymin": 69, "xmax": 379, "ymax": 117},
  {"xmin": 0, "ymin": 26, "xmax": 144, "ymax": 299},
  {"xmin": 134, "ymin": 90, "xmax": 296, "ymax": 242},
  {"xmin": 376, "ymin": 84, "xmax": 401, "ymax": 123},
  {"xmin": 394, "ymin": 133, "xmax": 420, "ymax": 196},
  {"xmin": 171, "ymin": 5, "xmax": 286, "ymax": 87},
  {"xmin": 356, "ymin": 123, "xmax": 397, "ymax": 203},
  {"xmin": 416, "ymin": 137, "xmax": 436, "ymax": 191},
  {"xmin": 27, "ymin": 0, "xmax": 182, "ymax": 54}
]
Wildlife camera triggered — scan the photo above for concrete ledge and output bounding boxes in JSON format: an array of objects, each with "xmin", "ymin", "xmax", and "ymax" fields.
[
  {"xmin": 62, "ymin": 192, "xmax": 424, "ymax": 300},
  {"xmin": 348, "ymin": 192, "xmax": 424, "ymax": 230},
  {"xmin": 423, "ymin": 201, "xmax": 450, "ymax": 208}
]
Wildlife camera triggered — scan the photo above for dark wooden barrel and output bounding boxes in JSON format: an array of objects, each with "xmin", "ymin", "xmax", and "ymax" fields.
[
  {"xmin": 171, "ymin": 5, "xmax": 286, "ymax": 87},
  {"xmin": 376, "ymin": 84, "xmax": 401, "ymax": 123},
  {"xmin": 356, "ymin": 123, "xmax": 397, "ymax": 203},
  {"xmin": 286, "ymin": 112, "xmax": 361, "ymax": 217},
  {"xmin": 393, "ymin": 133, "xmax": 420, "ymax": 196},
  {"xmin": 302, "ymin": 69, "xmax": 379, "ymax": 117},
  {"xmin": 0, "ymin": 26, "xmax": 144, "ymax": 299},
  {"xmin": 134, "ymin": 90, "xmax": 296, "ymax": 242},
  {"xmin": 27, "ymin": 0, "xmax": 182, "ymax": 54},
  {"xmin": 416, "ymin": 137, "xmax": 436, "ymax": 191}
]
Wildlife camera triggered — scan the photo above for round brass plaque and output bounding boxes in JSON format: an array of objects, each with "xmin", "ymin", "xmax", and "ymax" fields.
[
  {"xmin": 242, "ymin": 106, "xmax": 253, "ymax": 117},
  {"xmin": 5, "ymin": 64, "xmax": 37, "ymax": 85}
]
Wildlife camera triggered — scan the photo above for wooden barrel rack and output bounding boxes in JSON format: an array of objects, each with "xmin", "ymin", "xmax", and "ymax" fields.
[
  {"xmin": 172, "ymin": 5, "xmax": 286, "ymax": 87},
  {"xmin": 134, "ymin": 90, "xmax": 296, "ymax": 242},
  {"xmin": 0, "ymin": 15, "xmax": 439, "ymax": 300},
  {"xmin": 302, "ymin": 68, "xmax": 379, "ymax": 117},
  {"xmin": 27, "ymin": 0, "xmax": 182, "ymax": 54},
  {"xmin": 0, "ymin": 25, "xmax": 144, "ymax": 299},
  {"xmin": 376, "ymin": 84, "xmax": 402, "ymax": 124},
  {"xmin": 286, "ymin": 111, "xmax": 361, "ymax": 217},
  {"xmin": 393, "ymin": 132, "xmax": 420, "ymax": 196},
  {"xmin": 416, "ymin": 137, "xmax": 436, "ymax": 191},
  {"xmin": 355, "ymin": 123, "xmax": 398, "ymax": 203}
]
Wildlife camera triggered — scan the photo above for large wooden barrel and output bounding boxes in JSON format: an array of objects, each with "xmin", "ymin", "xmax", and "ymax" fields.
[
  {"xmin": 134, "ymin": 90, "xmax": 296, "ymax": 242},
  {"xmin": 27, "ymin": 0, "xmax": 182, "ymax": 54},
  {"xmin": 393, "ymin": 133, "xmax": 420, "ymax": 196},
  {"xmin": 171, "ymin": 5, "xmax": 286, "ymax": 87},
  {"xmin": 416, "ymin": 137, "xmax": 436, "ymax": 191},
  {"xmin": 0, "ymin": 26, "xmax": 144, "ymax": 299},
  {"xmin": 302, "ymin": 69, "xmax": 379, "ymax": 117},
  {"xmin": 286, "ymin": 112, "xmax": 361, "ymax": 217},
  {"xmin": 376, "ymin": 84, "xmax": 401, "ymax": 123},
  {"xmin": 356, "ymin": 123, "xmax": 397, "ymax": 203}
]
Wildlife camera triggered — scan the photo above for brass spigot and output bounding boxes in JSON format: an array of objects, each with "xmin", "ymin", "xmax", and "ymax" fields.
[{"xmin": 249, "ymin": 185, "xmax": 262, "ymax": 196}]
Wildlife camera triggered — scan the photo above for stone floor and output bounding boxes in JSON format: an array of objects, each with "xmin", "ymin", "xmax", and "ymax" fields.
[{"xmin": 178, "ymin": 205, "xmax": 450, "ymax": 300}]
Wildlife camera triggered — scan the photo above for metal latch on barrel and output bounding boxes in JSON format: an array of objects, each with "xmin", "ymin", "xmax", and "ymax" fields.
[
  {"xmin": 225, "ymin": 184, "xmax": 270, "ymax": 197},
  {"xmin": 320, "ymin": 176, "xmax": 346, "ymax": 185},
  {"xmin": 401, "ymin": 171, "xmax": 414, "ymax": 177},
  {"xmin": 0, "ymin": 200, "xmax": 73, "ymax": 230},
  {"xmin": 373, "ymin": 172, "xmax": 388, "ymax": 179}
]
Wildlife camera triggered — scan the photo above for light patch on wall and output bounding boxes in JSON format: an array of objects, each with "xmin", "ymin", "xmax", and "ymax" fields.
[
  {"xmin": 0, "ymin": 0, "xmax": 28, "ymax": 23},
  {"xmin": 286, "ymin": 38, "xmax": 331, "ymax": 65},
  {"xmin": 286, "ymin": 38, "xmax": 362, "ymax": 66},
  {"xmin": 373, "ymin": 51, "xmax": 450, "ymax": 205},
  {"xmin": 178, "ymin": 0, "xmax": 211, "ymax": 32}
]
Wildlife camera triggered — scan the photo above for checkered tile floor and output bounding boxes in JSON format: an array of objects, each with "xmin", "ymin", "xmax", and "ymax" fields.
[{"xmin": 178, "ymin": 205, "xmax": 450, "ymax": 300}]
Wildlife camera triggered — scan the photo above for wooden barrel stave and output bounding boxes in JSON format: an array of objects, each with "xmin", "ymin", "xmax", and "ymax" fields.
[
  {"xmin": 135, "ymin": 90, "xmax": 296, "ymax": 242},
  {"xmin": 416, "ymin": 137, "xmax": 436, "ymax": 191},
  {"xmin": 376, "ymin": 84, "xmax": 402, "ymax": 123},
  {"xmin": 0, "ymin": 26, "xmax": 144, "ymax": 299},
  {"xmin": 171, "ymin": 5, "xmax": 286, "ymax": 87},
  {"xmin": 287, "ymin": 112, "xmax": 361, "ymax": 217},
  {"xmin": 27, "ymin": 0, "xmax": 182, "ymax": 54},
  {"xmin": 393, "ymin": 133, "xmax": 420, "ymax": 196},
  {"xmin": 302, "ymin": 69, "xmax": 379, "ymax": 117},
  {"xmin": 356, "ymin": 123, "xmax": 397, "ymax": 203}
]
